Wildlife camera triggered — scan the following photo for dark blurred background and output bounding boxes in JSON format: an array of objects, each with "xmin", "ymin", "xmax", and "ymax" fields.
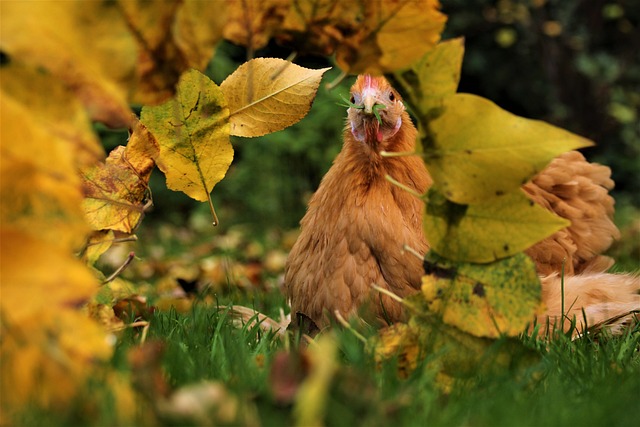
[{"xmin": 101, "ymin": 0, "xmax": 638, "ymax": 235}]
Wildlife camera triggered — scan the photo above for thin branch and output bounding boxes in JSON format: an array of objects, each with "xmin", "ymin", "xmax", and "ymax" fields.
[{"xmin": 102, "ymin": 252, "xmax": 135, "ymax": 284}]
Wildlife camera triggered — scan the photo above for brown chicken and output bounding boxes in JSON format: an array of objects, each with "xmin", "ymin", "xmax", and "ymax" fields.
[{"xmin": 284, "ymin": 75, "xmax": 639, "ymax": 335}]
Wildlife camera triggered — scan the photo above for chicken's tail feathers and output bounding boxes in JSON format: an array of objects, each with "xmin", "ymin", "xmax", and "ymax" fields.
[{"xmin": 537, "ymin": 272, "xmax": 640, "ymax": 337}]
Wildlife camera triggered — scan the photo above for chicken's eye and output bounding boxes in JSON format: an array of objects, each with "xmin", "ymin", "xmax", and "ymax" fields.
[
  {"xmin": 389, "ymin": 92, "xmax": 395, "ymax": 101},
  {"xmin": 350, "ymin": 95, "xmax": 355, "ymax": 104}
]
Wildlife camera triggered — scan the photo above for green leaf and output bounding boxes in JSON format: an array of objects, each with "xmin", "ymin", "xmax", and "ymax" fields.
[
  {"xmin": 420, "ymin": 252, "xmax": 541, "ymax": 338},
  {"xmin": 423, "ymin": 188, "xmax": 570, "ymax": 263},
  {"xmin": 141, "ymin": 69, "xmax": 232, "ymax": 224},
  {"xmin": 424, "ymin": 93, "xmax": 593, "ymax": 204}
]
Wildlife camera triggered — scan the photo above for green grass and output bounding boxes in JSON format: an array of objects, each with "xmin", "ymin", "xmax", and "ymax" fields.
[{"xmin": 15, "ymin": 294, "xmax": 639, "ymax": 427}]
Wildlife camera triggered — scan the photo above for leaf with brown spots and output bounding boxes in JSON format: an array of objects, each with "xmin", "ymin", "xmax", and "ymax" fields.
[
  {"xmin": 81, "ymin": 121, "xmax": 158, "ymax": 234},
  {"xmin": 420, "ymin": 252, "xmax": 542, "ymax": 338}
]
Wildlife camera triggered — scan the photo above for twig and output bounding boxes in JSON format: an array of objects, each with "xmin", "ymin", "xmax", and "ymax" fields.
[{"xmin": 102, "ymin": 252, "xmax": 135, "ymax": 284}]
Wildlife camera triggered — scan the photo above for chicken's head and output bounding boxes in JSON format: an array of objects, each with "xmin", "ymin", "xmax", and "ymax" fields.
[{"xmin": 347, "ymin": 75, "xmax": 405, "ymax": 148}]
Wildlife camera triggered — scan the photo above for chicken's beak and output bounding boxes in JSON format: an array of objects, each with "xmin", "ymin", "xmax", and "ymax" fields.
[
  {"xmin": 363, "ymin": 95, "xmax": 376, "ymax": 115},
  {"xmin": 361, "ymin": 89, "xmax": 378, "ymax": 115}
]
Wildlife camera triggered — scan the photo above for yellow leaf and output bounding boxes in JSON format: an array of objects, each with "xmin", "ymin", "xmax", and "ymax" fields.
[
  {"xmin": 0, "ymin": 60, "xmax": 104, "ymax": 168},
  {"xmin": 420, "ymin": 252, "xmax": 541, "ymax": 338},
  {"xmin": 221, "ymin": 58, "xmax": 330, "ymax": 137},
  {"xmin": 374, "ymin": 323, "xmax": 422, "ymax": 378},
  {"xmin": 0, "ymin": 0, "xmax": 135, "ymax": 127},
  {"xmin": 141, "ymin": 69, "xmax": 233, "ymax": 209},
  {"xmin": 118, "ymin": 0, "xmax": 226, "ymax": 105},
  {"xmin": 278, "ymin": 0, "xmax": 363, "ymax": 56},
  {"xmin": 425, "ymin": 93, "xmax": 593, "ymax": 204},
  {"xmin": 82, "ymin": 230, "xmax": 116, "ymax": 265},
  {"xmin": 175, "ymin": 0, "xmax": 229, "ymax": 70},
  {"xmin": 0, "ymin": 230, "xmax": 112, "ymax": 413},
  {"xmin": 423, "ymin": 189, "xmax": 570, "ymax": 263},
  {"xmin": 223, "ymin": 0, "xmax": 289, "ymax": 51},
  {"xmin": 293, "ymin": 334, "xmax": 338, "ymax": 427},
  {"xmin": 0, "ymin": 93, "xmax": 89, "ymax": 251},
  {"xmin": 335, "ymin": 0, "xmax": 447, "ymax": 74},
  {"xmin": 81, "ymin": 121, "xmax": 158, "ymax": 233},
  {"xmin": 413, "ymin": 37, "xmax": 465, "ymax": 112},
  {"xmin": 1, "ymin": 0, "xmax": 226, "ymax": 124}
]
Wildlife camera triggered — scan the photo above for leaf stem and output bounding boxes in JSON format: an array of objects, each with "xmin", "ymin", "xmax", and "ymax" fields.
[
  {"xmin": 325, "ymin": 69, "xmax": 347, "ymax": 90},
  {"xmin": 207, "ymin": 193, "xmax": 219, "ymax": 227}
]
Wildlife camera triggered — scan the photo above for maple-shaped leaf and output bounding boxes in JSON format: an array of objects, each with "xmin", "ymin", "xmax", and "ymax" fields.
[
  {"xmin": 335, "ymin": 0, "xmax": 447, "ymax": 74},
  {"xmin": 0, "ymin": 93, "xmax": 89, "ymax": 251},
  {"xmin": 420, "ymin": 252, "xmax": 541, "ymax": 338},
  {"xmin": 220, "ymin": 58, "xmax": 330, "ymax": 137},
  {"xmin": 141, "ymin": 69, "xmax": 232, "ymax": 224},
  {"xmin": 423, "ymin": 188, "xmax": 570, "ymax": 263},
  {"xmin": 0, "ymin": 230, "xmax": 112, "ymax": 413},
  {"xmin": 81, "ymin": 121, "xmax": 158, "ymax": 233},
  {"xmin": 424, "ymin": 93, "xmax": 593, "ymax": 205},
  {"xmin": 223, "ymin": 0, "xmax": 289, "ymax": 51}
]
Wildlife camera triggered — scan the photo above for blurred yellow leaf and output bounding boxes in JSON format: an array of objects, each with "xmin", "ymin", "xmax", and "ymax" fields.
[
  {"xmin": 223, "ymin": 0, "xmax": 289, "ymax": 51},
  {"xmin": 421, "ymin": 252, "xmax": 541, "ymax": 338},
  {"xmin": 277, "ymin": 0, "xmax": 363, "ymax": 56},
  {"xmin": 423, "ymin": 189, "xmax": 570, "ymax": 263},
  {"xmin": 0, "ymin": 0, "xmax": 135, "ymax": 127},
  {"xmin": 1, "ymin": 0, "xmax": 225, "ymax": 126},
  {"xmin": 83, "ymin": 230, "xmax": 116, "ymax": 265},
  {"xmin": 221, "ymin": 58, "xmax": 330, "ymax": 137},
  {"xmin": 81, "ymin": 121, "xmax": 158, "ymax": 233},
  {"xmin": 424, "ymin": 93, "xmax": 593, "ymax": 205},
  {"xmin": 118, "ymin": 0, "xmax": 227, "ymax": 105},
  {"xmin": 141, "ymin": 69, "xmax": 233, "ymax": 215},
  {"xmin": 0, "ymin": 60, "xmax": 104, "ymax": 168},
  {"xmin": 294, "ymin": 334, "xmax": 338, "ymax": 427},
  {"xmin": 335, "ymin": 0, "xmax": 447, "ymax": 74},
  {"xmin": 374, "ymin": 323, "xmax": 422, "ymax": 378},
  {"xmin": 0, "ymin": 93, "xmax": 89, "ymax": 251},
  {"xmin": 0, "ymin": 230, "xmax": 112, "ymax": 413}
]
